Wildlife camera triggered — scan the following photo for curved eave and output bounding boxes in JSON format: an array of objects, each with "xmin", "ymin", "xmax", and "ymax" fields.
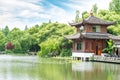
[
  {"xmin": 69, "ymin": 21, "xmax": 83, "ymax": 27},
  {"xmin": 64, "ymin": 33, "xmax": 81, "ymax": 40}
]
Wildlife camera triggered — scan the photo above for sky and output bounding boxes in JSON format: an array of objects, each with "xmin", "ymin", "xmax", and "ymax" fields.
[{"xmin": 0, "ymin": 0, "xmax": 112, "ymax": 30}]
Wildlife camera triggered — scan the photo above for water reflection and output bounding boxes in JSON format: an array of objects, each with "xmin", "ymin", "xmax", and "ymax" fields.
[
  {"xmin": 72, "ymin": 62, "xmax": 120, "ymax": 80},
  {"xmin": 0, "ymin": 55, "xmax": 72, "ymax": 80},
  {"xmin": 0, "ymin": 55, "xmax": 119, "ymax": 80},
  {"xmin": 72, "ymin": 62, "xmax": 93, "ymax": 71}
]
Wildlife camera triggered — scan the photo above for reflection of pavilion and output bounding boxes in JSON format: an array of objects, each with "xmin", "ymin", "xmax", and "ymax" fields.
[
  {"xmin": 72, "ymin": 62, "xmax": 93, "ymax": 71},
  {"xmin": 72, "ymin": 62, "xmax": 120, "ymax": 80}
]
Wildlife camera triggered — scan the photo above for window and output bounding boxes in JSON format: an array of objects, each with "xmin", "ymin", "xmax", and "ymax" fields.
[
  {"xmin": 92, "ymin": 27, "xmax": 96, "ymax": 32},
  {"xmin": 76, "ymin": 43, "xmax": 82, "ymax": 50},
  {"xmin": 92, "ymin": 26, "xmax": 101, "ymax": 32}
]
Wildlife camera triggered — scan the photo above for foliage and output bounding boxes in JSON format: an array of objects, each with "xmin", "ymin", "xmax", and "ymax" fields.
[
  {"xmin": 98, "ymin": 10, "xmax": 120, "ymax": 35},
  {"xmin": 103, "ymin": 40, "xmax": 116, "ymax": 55},
  {"xmin": 5, "ymin": 49, "xmax": 13, "ymax": 54},
  {"xmin": 0, "ymin": 31, "xmax": 6, "ymax": 51},
  {"xmin": 37, "ymin": 22, "xmax": 75, "ymax": 57},
  {"xmin": 5, "ymin": 42, "xmax": 14, "ymax": 50},
  {"xmin": 109, "ymin": 0, "xmax": 120, "ymax": 13},
  {"xmin": 82, "ymin": 11, "xmax": 89, "ymax": 19},
  {"xmin": 38, "ymin": 38, "xmax": 61, "ymax": 57},
  {"xmin": 60, "ymin": 49, "xmax": 72, "ymax": 57},
  {"xmin": 0, "ymin": 22, "xmax": 75, "ymax": 56},
  {"xmin": 13, "ymin": 40, "xmax": 23, "ymax": 53},
  {"xmin": 2, "ymin": 25, "xmax": 10, "ymax": 36},
  {"xmin": 92, "ymin": 4, "xmax": 98, "ymax": 14}
]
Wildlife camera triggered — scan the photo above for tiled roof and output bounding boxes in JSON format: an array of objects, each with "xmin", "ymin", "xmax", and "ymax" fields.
[
  {"xmin": 65, "ymin": 31, "xmax": 120, "ymax": 41},
  {"xmin": 83, "ymin": 16, "xmax": 115, "ymax": 25},
  {"xmin": 64, "ymin": 33, "xmax": 80, "ymax": 39},
  {"xmin": 65, "ymin": 32, "xmax": 110, "ymax": 39},
  {"xmin": 69, "ymin": 15, "xmax": 115, "ymax": 26},
  {"xmin": 82, "ymin": 32, "xmax": 110, "ymax": 39}
]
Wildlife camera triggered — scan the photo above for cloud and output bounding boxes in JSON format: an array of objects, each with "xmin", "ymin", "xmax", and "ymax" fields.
[
  {"xmin": 0, "ymin": 0, "xmax": 112, "ymax": 30},
  {"xmin": 0, "ymin": 0, "xmax": 44, "ymax": 30},
  {"xmin": 0, "ymin": 0, "xmax": 43, "ymax": 12}
]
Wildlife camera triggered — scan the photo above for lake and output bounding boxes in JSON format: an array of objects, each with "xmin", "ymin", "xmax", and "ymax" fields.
[{"xmin": 0, "ymin": 55, "xmax": 119, "ymax": 80}]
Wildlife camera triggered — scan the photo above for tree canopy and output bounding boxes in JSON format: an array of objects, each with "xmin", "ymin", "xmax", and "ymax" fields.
[
  {"xmin": 0, "ymin": 22, "xmax": 75, "ymax": 57},
  {"xmin": 109, "ymin": 0, "xmax": 120, "ymax": 13}
]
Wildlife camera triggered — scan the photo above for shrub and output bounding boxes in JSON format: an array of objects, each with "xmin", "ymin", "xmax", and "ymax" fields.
[
  {"xmin": 5, "ymin": 42, "xmax": 14, "ymax": 50},
  {"xmin": 60, "ymin": 49, "xmax": 72, "ymax": 57}
]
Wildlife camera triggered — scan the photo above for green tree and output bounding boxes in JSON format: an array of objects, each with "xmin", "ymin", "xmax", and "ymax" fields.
[
  {"xmin": 2, "ymin": 25, "xmax": 9, "ymax": 36},
  {"xmin": 109, "ymin": 0, "xmax": 120, "ymax": 13},
  {"xmin": 92, "ymin": 4, "xmax": 98, "ymax": 14},
  {"xmin": 98, "ymin": 10, "xmax": 120, "ymax": 35},
  {"xmin": 75, "ymin": 10, "xmax": 80, "ymax": 22},
  {"xmin": 6, "ymin": 28, "xmax": 24, "ymax": 53},
  {"xmin": 35, "ymin": 24, "xmax": 39, "ymax": 28},
  {"xmin": 37, "ymin": 22, "xmax": 75, "ymax": 57},
  {"xmin": 0, "ymin": 31, "xmax": 6, "ymax": 51},
  {"xmin": 82, "ymin": 11, "xmax": 89, "ymax": 19},
  {"xmin": 27, "ymin": 27, "xmax": 39, "ymax": 35},
  {"xmin": 24, "ymin": 25, "xmax": 28, "ymax": 30},
  {"xmin": 7, "ymin": 28, "xmax": 23, "ymax": 41},
  {"xmin": 12, "ymin": 40, "xmax": 22, "ymax": 53},
  {"xmin": 20, "ymin": 34, "xmax": 30, "ymax": 52}
]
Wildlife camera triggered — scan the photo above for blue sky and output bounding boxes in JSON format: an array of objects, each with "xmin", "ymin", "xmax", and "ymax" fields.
[{"xmin": 0, "ymin": 0, "xmax": 112, "ymax": 30}]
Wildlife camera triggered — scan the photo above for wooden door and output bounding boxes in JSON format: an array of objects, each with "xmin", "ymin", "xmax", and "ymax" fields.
[
  {"xmin": 98, "ymin": 41, "xmax": 102, "ymax": 55},
  {"xmin": 95, "ymin": 40, "xmax": 102, "ymax": 55}
]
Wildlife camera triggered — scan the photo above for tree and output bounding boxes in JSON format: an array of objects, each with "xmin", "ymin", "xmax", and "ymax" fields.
[
  {"xmin": 27, "ymin": 27, "xmax": 39, "ymax": 35},
  {"xmin": 7, "ymin": 28, "xmax": 23, "ymax": 41},
  {"xmin": 37, "ymin": 22, "xmax": 75, "ymax": 57},
  {"xmin": 92, "ymin": 4, "xmax": 98, "ymax": 14},
  {"xmin": 0, "ymin": 31, "xmax": 6, "ymax": 51},
  {"xmin": 2, "ymin": 25, "xmax": 9, "ymax": 36},
  {"xmin": 49, "ymin": 19, "xmax": 52, "ymax": 23},
  {"xmin": 82, "ymin": 11, "xmax": 89, "ymax": 19},
  {"xmin": 20, "ymin": 33, "xmax": 39, "ymax": 52},
  {"xmin": 35, "ymin": 24, "xmax": 39, "ymax": 28},
  {"xmin": 98, "ymin": 10, "xmax": 120, "ymax": 35},
  {"xmin": 109, "ymin": 0, "xmax": 120, "ymax": 13},
  {"xmin": 24, "ymin": 25, "xmax": 28, "ymax": 30},
  {"xmin": 13, "ymin": 40, "xmax": 22, "ymax": 53},
  {"xmin": 75, "ymin": 10, "xmax": 80, "ymax": 22}
]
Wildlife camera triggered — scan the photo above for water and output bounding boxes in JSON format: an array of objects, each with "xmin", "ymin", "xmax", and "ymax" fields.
[{"xmin": 0, "ymin": 55, "xmax": 119, "ymax": 80}]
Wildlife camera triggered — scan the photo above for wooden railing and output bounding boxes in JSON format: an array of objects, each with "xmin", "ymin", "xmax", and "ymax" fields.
[{"xmin": 93, "ymin": 56, "xmax": 120, "ymax": 64}]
